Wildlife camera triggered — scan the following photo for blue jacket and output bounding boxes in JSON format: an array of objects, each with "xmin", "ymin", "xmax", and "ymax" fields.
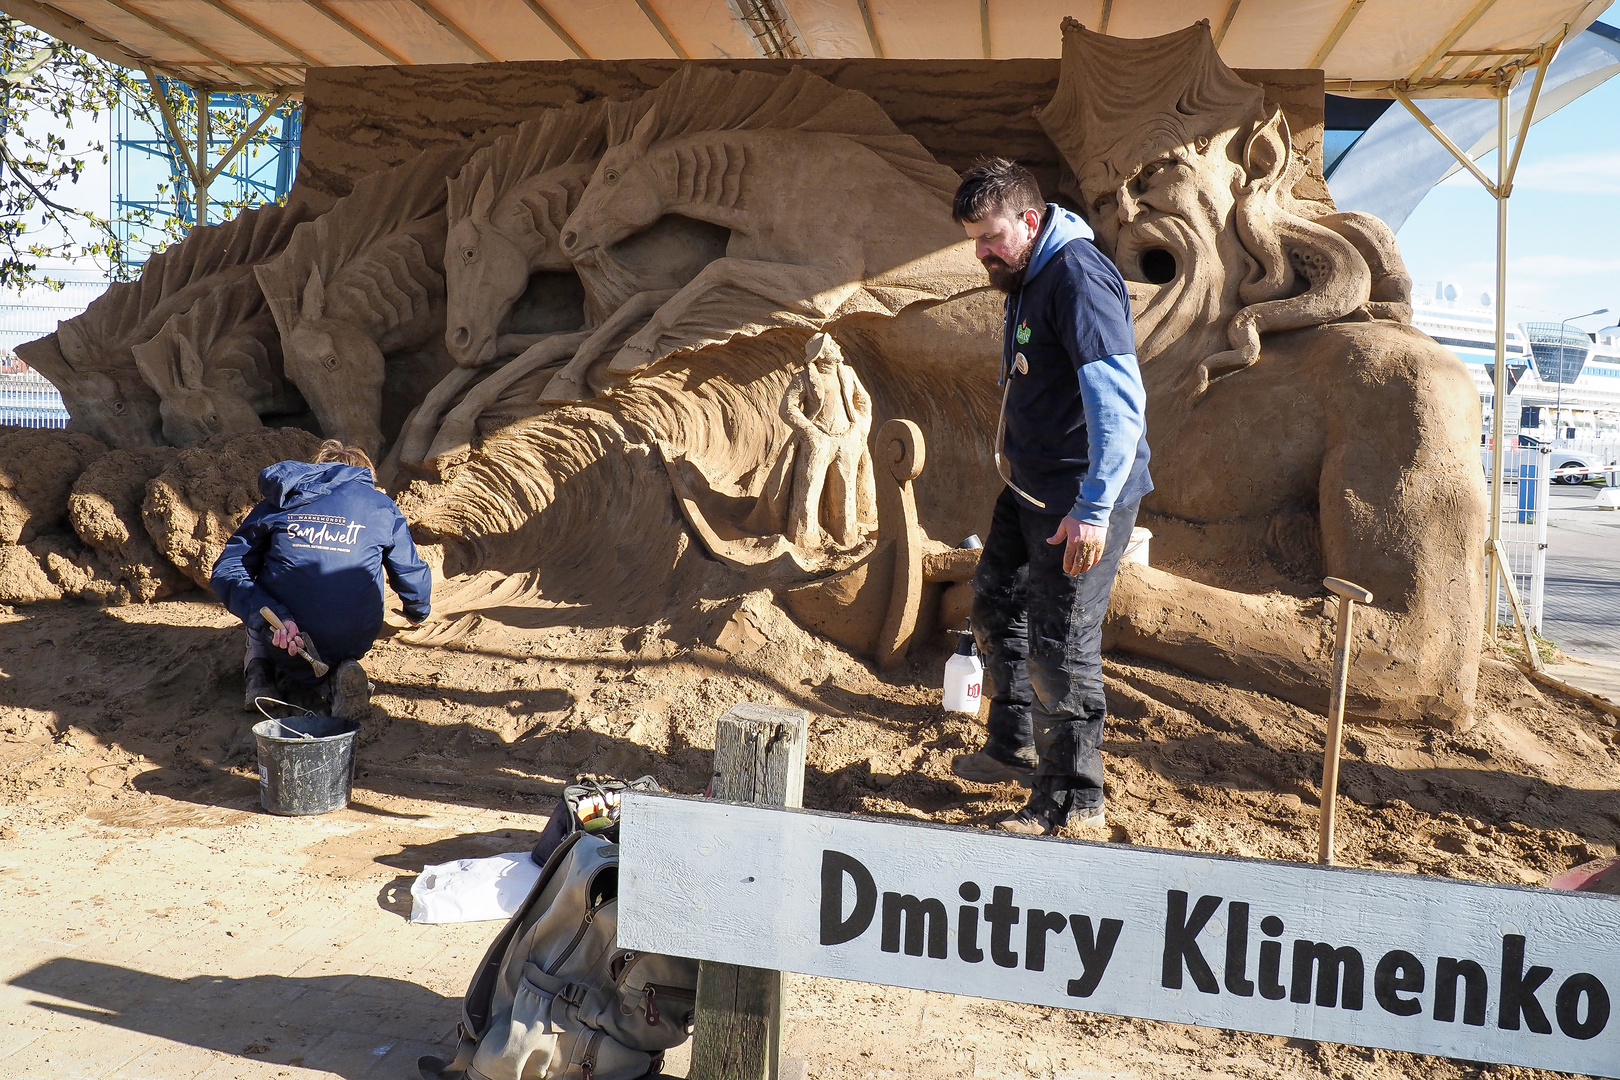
[
  {"xmin": 212, "ymin": 461, "xmax": 432, "ymax": 668},
  {"xmin": 1002, "ymin": 204, "xmax": 1153, "ymax": 524}
]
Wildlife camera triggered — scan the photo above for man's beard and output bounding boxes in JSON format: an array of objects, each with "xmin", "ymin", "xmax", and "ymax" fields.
[{"xmin": 981, "ymin": 243, "xmax": 1033, "ymax": 294}]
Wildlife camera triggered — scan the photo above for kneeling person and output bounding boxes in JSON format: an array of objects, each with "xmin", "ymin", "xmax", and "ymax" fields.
[{"xmin": 212, "ymin": 440, "xmax": 432, "ymax": 718}]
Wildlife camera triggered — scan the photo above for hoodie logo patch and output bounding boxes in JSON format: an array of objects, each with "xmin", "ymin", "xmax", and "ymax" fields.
[
  {"xmin": 287, "ymin": 514, "xmax": 365, "ymax": 551},
  {"xmin": 1015, "ymin": 320, "xmax": 1031, "ymax": 345}
]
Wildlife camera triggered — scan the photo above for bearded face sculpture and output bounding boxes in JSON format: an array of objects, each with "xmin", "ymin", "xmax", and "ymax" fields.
[{"xmin": 1040, "ymin": 20, "xmax": 1487, "ymax": 730}]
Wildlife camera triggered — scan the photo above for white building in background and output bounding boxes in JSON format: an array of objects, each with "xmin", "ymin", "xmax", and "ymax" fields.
[
  {"xmin": 1410, "ymin": 281, "xmax": 1620, "ymax": 445},
  {"xmin": 0, "ymin": 269, "xmax": 104, "ymax": 427}
]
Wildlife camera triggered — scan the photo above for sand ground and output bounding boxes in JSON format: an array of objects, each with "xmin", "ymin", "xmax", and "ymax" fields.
[{"xmin": 1, "ymin": 590, "xmax": 1617, "ymax": 1079}]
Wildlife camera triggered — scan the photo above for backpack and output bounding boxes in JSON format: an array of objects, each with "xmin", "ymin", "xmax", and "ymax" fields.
[{"xmin": 419, "ymin": 832, "xmax": 699, "ymax": 1080}]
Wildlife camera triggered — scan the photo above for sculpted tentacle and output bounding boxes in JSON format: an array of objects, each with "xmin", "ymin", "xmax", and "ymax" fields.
[
  {"xmin": 1201, "ymin": 214, "xmax": 1371, "ymax": 384},
  {"xmin": 1317, "ymin": 211, "xmax": 1413, "ymax": 324}
]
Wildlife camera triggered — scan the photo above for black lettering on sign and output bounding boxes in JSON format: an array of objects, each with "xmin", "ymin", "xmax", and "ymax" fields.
[
  {"xmin": 819, "ymin": 850, "xmax": 876, "ymax": 946},
  {"xmin": 1258, "ymin": 916, "xmax": 1287, "ymax": 1001},
  {"xmin": 1434, "ymin": 957, "xmax": 1489, "ymax": 1026},
  {"xmin": 1499, "ymin": 934, "xmax": 1553, "ymax": 1034},
  {"xmin": 1291, "ymin": 940, "xmax": 1365, "ymax": 1010},
  {"xmin": 1555, "ymin": 973, "xmax": 1611, "ymax": 1040},
  {"xmin": 881, "ymin": 893, "xmax": 948, "ymax": 959},
  {"xmin": 985, "ymin": 886, "xmax": 1021, "ymax": 969},
  {"xmin": 1024, "ymin": 909, "xmax": 1068, "ymax": 972},
  {"xmin": 1373, "ymin": 950, "xmax": 1425, "ymax": 1017},
  {"xmin": 1224, "ymin": 902, "xmax": 1255, "ymax": 997},
  {"xmin": 1161, "ymin": 891, "xmax": 1221, "ymax": 994},
  {"xmin": 957, "ymin": 883, "xmax": 984, "ymax": 964},
  {"xmin": 1067, "ymin": 915, "xmax": 1124, "ymax": 998}
]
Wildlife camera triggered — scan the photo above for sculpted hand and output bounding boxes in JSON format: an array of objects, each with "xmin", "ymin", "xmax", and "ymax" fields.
[
  {"xmin": 271, "ymin": 618, "xmax": 304, "ymax": 656},
  {"xmin": 1046, "ymin": 516, "xmax": 1107, "ymax": 577}
]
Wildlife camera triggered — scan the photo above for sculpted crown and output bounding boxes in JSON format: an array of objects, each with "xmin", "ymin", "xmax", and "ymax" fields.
[{"xmin": 1038, "ymin": 19, "xmax": 1264, "ymax": 169}]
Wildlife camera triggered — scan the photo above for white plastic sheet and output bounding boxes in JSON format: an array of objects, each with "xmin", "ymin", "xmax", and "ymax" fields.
[{"xmin": 409, "ymin": 852, "xmax": 540, "ymax": 924}]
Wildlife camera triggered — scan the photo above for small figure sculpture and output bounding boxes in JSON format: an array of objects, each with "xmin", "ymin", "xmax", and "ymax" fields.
[{"xmin": 780, "ymin": 333, "xmax": 875, "ymax": 550}]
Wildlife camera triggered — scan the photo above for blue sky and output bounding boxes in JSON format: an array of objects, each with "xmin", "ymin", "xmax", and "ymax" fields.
[{"xmin": 1395, "ymin": 46, "xmax": 1620, "ymax": 330}]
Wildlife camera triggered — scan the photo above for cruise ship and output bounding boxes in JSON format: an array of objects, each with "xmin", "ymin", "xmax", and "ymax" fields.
[{"xmin": 1410, "ymin": 282, "xmax": 1620, "ymax": 445}]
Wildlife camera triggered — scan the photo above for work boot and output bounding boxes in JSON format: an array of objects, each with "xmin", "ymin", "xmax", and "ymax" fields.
[
  {"xmin": 243, "ymin": 659, "xmax": 277, "ymax": 712},
  {"xmin": 327, "ymin": 660, "xmax": 370, "ymax": 721},
  {"xmin": 950, "ymin": 750, "xmax": 1035, "ymax": 787},
  {"xmin": 997, "ymin": 792, "xmax": 1105, "ymax": 836}
]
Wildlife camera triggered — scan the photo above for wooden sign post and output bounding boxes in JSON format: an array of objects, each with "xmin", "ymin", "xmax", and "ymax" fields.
[
  {"xmin": 688, "ymin": 704, "xmax": 807, "ymax": 1080},
  {"xmin": 621, "ymin": 796, "xmax": 1620, "ymax": 1078}
]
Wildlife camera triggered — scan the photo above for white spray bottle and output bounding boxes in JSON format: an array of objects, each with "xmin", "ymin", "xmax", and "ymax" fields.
[{"xmin": 942, "ymin": 629, "xmax": 984, "ymax": 714}]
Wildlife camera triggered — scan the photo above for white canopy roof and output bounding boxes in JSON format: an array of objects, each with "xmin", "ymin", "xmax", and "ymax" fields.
[{"xmin": 1, "ymin": 0, "xmax": 1610, "ymax": 97}]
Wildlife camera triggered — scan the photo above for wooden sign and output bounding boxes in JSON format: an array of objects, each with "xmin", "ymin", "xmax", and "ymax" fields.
[{"xmin": 617, "ymin": 794, "xmax": 1620, "ymax": 1077}]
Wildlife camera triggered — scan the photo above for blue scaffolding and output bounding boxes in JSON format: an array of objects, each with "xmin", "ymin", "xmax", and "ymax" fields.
[{"xmin": 111, "ymin": 78, "xmax": 301, "ymax": 276}]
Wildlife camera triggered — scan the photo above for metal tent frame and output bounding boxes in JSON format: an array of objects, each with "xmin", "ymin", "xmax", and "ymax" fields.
[{"xmin": 1392, "ymin": 38, "xmax": 1558, "ymax": 653}]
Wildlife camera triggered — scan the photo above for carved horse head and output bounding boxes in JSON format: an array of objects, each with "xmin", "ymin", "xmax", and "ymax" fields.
[
  {"xmin": 559, "ymin": 119, "xmax": 671, "ymax": 261},
  {"xmin": 280, "ymin": 267, "xmax": 388, "ymax": 462},
  {"xmin": 444, "ymin": 165, "xmax": 589, "ymax": 368}
]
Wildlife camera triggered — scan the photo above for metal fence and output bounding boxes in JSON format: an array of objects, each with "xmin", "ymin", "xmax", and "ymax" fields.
[
  {"xmin": 1482, "ymin": 445, "xmax": 1550, "ymax": 631},
  {"xmin": 0, "ymin": 372, "xmax": 70, "ymax": 430}
]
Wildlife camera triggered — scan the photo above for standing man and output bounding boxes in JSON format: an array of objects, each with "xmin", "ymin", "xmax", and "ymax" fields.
[
  {"xmin": 213, "ymin": 440, "xmax": 432, "ymax": 720},
  {"xmin": 950, "ymin": 159, "xmax": 1152, "ymax": 835}
]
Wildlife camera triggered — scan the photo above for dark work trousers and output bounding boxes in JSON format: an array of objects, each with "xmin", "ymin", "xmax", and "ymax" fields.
[
  {"xmin": 245, "ymin": 623, "xmax": 327, "ymax": 688},
  {"xmin": 970, "ymin": 489, "xmax": 1140, "ymax": 820}
]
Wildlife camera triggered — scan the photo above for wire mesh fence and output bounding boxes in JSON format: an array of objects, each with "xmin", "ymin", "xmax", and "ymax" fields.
[{"xmin": 1482, "ymin": 445, "xmax": 1550, "ymax": 631}]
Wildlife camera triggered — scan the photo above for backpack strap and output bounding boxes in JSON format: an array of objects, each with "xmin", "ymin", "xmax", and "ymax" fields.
[
  {"xmin": 458, "ymin": 832, "xmax": 591, "ymax": 1038},
  {"xmin": 417, "ymin": 1027, "xmax": 478, "ymax": 1080}
]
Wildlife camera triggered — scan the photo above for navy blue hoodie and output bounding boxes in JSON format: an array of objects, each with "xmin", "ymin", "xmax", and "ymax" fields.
[
  {"xmin": 1002, "ymin": 204, "xmax": 1153, "ymax": 523},
  {"xmin": 212, "ymin": 461, "xmax": 432, "ymax": 668}
]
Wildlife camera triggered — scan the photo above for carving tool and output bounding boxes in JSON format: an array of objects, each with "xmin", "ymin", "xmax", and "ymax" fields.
[
  {"xmin": 260, "ymin": 607, "xmax": 329, "ymax": 678},
  {"xmin": 1318, "ymin": 576, "xmax": 1372, "ymax": 866}
]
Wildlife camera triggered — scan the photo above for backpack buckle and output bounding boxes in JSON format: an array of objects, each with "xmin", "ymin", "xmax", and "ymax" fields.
[{"xmin": 556, "ymin": 982, "xmax": 587, "ymax": 1007}]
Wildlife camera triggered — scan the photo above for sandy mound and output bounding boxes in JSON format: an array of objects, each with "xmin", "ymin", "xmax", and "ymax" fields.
[
  {"xmin": 142, "ymin": 428, "xmax": 321, "ymax": 588},
  {"xmin": 0, "ymin": 430, "xmax": 106, "ymax": 545},
  {"xmin": 0, "ymin": 430, "xmax": 121, "ymax": 604},
  {"xmin": 0, "ymin": 585, "xmax": 1614, "ymax": 1079},
  {"xmin": 70, "ymin": 447, "xmax": 191, "ymax": 602}
]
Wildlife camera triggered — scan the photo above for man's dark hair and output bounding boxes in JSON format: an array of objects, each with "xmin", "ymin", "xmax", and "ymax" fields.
[{"xmin": 952, "ymin": 158, "xmax": 1045, "ymax": 224}]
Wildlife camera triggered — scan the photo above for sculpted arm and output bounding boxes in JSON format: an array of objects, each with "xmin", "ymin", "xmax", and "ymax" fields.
[
  {"xmin": 781, "ymin": 373, "xmax": 817, "ymax": 437},
  {"xmin": 1105, "ymin": 355, "xmax": 1486, "ymax": 728},
  {"xmin": 848, "ymin": 369, "xmax": 873, "ymax": 437}
]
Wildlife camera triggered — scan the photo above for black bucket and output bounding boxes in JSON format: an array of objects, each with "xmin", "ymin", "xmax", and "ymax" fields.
[{"xmin": 252, "ymin": 698, "xmax": 359, "ymax": 816}]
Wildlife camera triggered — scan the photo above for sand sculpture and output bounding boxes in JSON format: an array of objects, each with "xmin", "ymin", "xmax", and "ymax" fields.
[
  {"xmin": 548, "ymin": 66, "xmax": 987, "ymax": 400},
  {"xmin": 16, "ymin": 200, "xmax": 314, "ymax": 448},
  {"xmin": 404, "ymin": 66, "xmax": 1003, "ymax": 596},
  {"xmin": 10, "ymin": 34, "xmax": 1488, "ymax": 730},
  {"xmin": 1038, "ymin": 20, "xmax": 1486, "ymax": 727},
  {"xmin": 750, "ymin": 333, "xmax": 876, "ymax": 551},
  {"xmin": 254, "ymin": 147, "xmax": 478, "ymax": 464},
  {"xmin": 131, "ymin": 278, "xmax": 299, "ymax": 447}
]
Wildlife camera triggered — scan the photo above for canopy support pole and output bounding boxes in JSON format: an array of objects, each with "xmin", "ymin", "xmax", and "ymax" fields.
[
  {"xmin": 195, "ymin": 84, "xmax": 210, "ymax": 227},
  {"xmin": 1486, "ymin": 88, "xmax": 1508, "ymax": 629},
  {"xmin": 1390, "ymin": 38, "xmax": 1556, "ymax": 644}
]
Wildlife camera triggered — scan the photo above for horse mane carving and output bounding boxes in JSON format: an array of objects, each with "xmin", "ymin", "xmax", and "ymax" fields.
[
  {"xmin": 622, "ymin": 65, "xmax": 960, "ymax": 202},
  {"xmin": 132, "ymin": 274, "xmax": 302, "ymax": 446},
  {"xmin": 548, "ymin": 65, "xmax": 987, "ymax": 398},
  {"xmin": 445, "ymin": 96, "xmax": 649, "ymax": 262},
  {"xmin": 257, "ymin": 144, "xmax": 475, "ymax": 346}
]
